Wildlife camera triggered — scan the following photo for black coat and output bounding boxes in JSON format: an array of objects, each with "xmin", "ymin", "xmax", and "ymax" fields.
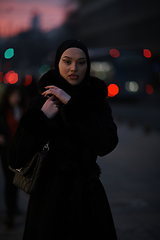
[{"xmin": 7, "ymin": 75, "xmax": 118, "ymax": 240}]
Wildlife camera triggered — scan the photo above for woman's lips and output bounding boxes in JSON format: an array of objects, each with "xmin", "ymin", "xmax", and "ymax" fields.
[{"xmin": 68, "ymin": 74, "xmax": 79, "ymax": 80}]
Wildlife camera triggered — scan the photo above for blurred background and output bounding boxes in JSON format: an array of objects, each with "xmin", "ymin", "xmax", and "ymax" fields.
[{"xmin": 0, "ymin": 0, "xmax": 160, "ymax": 239}]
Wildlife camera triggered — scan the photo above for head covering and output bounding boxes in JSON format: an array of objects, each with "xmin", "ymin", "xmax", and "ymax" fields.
[
  {"xmin": 54, "ymin": 39, "xmax": 90, "ymax": 79},
  {"xmin": 38, "ymin": 39, "xmax": 91, "ymax": 96}
]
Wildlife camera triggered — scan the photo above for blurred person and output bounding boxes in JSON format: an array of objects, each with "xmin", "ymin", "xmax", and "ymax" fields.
[
  {"xmin": 8, "ymin": 39, "xmax": 118, "ymax": 240},
  {"xmin": 0, "ymin": 84, "xmax": 26, "ymax": 229}
]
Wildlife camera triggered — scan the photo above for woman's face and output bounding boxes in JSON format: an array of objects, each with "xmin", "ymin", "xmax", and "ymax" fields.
[{"xmin": 58, "ymin": 47, "xmax": 88, "ymax": 86}]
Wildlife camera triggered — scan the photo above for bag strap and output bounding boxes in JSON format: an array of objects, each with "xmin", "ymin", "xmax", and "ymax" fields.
[{"xmin": 9, "ymin": 141, "xmax": 50, "ymax": 173}]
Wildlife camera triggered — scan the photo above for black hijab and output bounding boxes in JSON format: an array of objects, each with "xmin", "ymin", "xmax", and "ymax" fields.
[{"xmin": 38, "ymin": 39, "xmax": 91, "ymax": 96}]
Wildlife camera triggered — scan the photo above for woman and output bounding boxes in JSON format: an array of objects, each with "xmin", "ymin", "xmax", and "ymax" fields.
[
  {"xmin": 8, "ymin": 39, "xmax": 118, "ymax": 239},
  {"xmin": 0, "ymin": 85, "xmax": 25, "ymax": 228}
]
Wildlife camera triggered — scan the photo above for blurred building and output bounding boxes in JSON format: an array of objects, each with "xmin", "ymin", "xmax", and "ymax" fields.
[
  {"xmin": 31, "ymin": 12, "xmax": 41, "ymax": 31},
  {"xmin": 77, "ymin": 0, "xmax": 160, "ymax": 56}
]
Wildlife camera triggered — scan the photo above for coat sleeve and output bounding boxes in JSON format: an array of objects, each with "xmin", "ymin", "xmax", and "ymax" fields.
[
  {"xmin": 60, "ymin": 96, "xmax": 118, "ymax": 157},
  {"xmin": 7, "ymin": 96, "xmax": 58, "ymax": 169}
]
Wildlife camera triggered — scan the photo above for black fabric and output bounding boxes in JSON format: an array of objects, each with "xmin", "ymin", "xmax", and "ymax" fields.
[
  {"xmin": 7, "ymin": 89, "xmax": 118, "ymax": 239},
  {"xmin": 0, "ymin": 109, "xmax": 19, "ymax": 220},
  {"xmin": 0, "ymin": 146, "xmax": 18, "ymax": 217}
]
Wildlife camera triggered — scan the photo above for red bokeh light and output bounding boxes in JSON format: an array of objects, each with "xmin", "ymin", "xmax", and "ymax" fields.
[
  {"xmin": 23, "ymin": 74, "xmax": 32, "ymax": 86},
  {"xmin": 108, "ymin": 84, "xmax": 119, "ymax": 97},
  {"xmin": 109, "ymin": 49, "xmax": 120, "ymax": 58},
  {"xmin": 3, "ymin": 71, "xmax": 13, "ymax": 84},
  {"xmin": 4, "ymin": 71, "xmax": 18, "ymax": 84},
  {"xmin": 143, "ymin": 49, "xmax": 151, "ymax": 58},
  {"xmin": 8, "ymin": 72, "xmax": 18, "ymax": 84},
  {"xmin": 146, "ymin": 84, "xmax": 153, "ymax": 94}
]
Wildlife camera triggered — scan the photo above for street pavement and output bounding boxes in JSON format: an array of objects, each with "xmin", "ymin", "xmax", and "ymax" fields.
[
  {"xmin": 99, "ymin": 123, "xmax": 160, "ymax": 240},
  {"xmin": 0, "ymin": 121, "xmax": 160, "ymax": 240},
  {"xmin": 109, "ymin": 93, "xmax": 160, "ymax": 132}
]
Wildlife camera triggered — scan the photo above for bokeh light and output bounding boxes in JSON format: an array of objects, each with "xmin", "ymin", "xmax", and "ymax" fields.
[
  {"xmin": 108, "ymin": 84, "xmax": 119, "ymax": 97},
  {"xmin": 95, "ymin": 71, "xmax": 107, "ymax": 80},
  {"xmin": 39, "ymin": 65, "xmax": 50, "ymax": 75},
  {"xmin": 91, "ymin": 62, "xmax": 102, "ymax": 71},
  {"xmin": 4, "ymin": 48, "xmax": 14, "ymax": 59},
  {"xmin": 91, "ymin": 62, "xmax": 112, "ymax": 72},
  {"xmin": 109, "ymin": 49, "xmax": 120, "ymax": 58},
  {"xmin": 91, "ymin": 61, "xmax": 116, "ymax": 80},
  {"xmin": 4, "ymin": 71, "xmax": 18, "ymax": 84},
  {"xmin": 125, "ymin": 81, "xmax": 139, "ymax": 92},
  {"xmin": 23, "ymin": 74, "xmax": 33, "ymax": 86},
  {"xmin": 146, "ymin": 84, "xmax": 153, "ymax": 94},
  {"xmin": 143, "ymin": 49, "xmax": 151, "ymax": 58}
]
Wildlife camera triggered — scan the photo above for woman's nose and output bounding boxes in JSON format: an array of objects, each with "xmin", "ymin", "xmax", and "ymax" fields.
[{"xmin": 70, "ymin": 62, "xmax": 77, "ymax": 71}]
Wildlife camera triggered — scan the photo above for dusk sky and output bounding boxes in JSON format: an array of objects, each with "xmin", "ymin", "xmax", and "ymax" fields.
[{"xmin": 0, "ymin": 0, "xmax": 79, "ymax": 38}]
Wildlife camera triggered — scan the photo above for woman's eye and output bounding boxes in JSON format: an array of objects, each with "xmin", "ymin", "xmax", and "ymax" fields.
[
  {"xmin": 79, "ymin": 61, "xmax": 86, "ymax": 65},
  {"xmin": 63, "ymin": 60, "xmax": 71, "ymax": 65}
]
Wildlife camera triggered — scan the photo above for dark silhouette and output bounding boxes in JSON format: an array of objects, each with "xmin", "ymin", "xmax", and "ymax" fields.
[
  {"xmin": 8, "ymin": 40, "xmax": 118, "ymax": 239},
  {"xmin": 0, "ymin": 84, "xmax": 26, "ymax": 229}
]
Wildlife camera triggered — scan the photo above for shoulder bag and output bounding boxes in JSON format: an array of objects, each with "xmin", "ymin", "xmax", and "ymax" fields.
[{"xmin": 8, "ymin": 142, "xmax": 49, "ymax": 195}]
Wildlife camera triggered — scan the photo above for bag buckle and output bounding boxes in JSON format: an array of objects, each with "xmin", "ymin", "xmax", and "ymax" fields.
[{"xmin": 43, "ymin": 142, "xmax": 50, "ymax": 151}]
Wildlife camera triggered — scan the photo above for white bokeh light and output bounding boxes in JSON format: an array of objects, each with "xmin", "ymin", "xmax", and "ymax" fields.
[{"xmin": 125, "ymin": 81, "xmax": 139, "ymax": 92}]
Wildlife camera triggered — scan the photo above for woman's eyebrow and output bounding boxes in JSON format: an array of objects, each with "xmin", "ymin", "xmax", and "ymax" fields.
[
  {"xmin": 63, "ymin": 56, "xmax": 72, "ymax": 59},
  {"xmin": 63, "ymin": 56, "xmax": 86, "ymax": 60}
]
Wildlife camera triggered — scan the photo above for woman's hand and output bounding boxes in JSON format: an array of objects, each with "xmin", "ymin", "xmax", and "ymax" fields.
[
  {"xmin": 42, "ymin": 85, "xmax": 71, "ymax": 105},
  {"xmin": 41, "ymin": 96, "xmax": 60, "ymax": 119}
]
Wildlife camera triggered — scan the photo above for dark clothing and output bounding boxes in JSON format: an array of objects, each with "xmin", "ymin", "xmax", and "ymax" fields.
[
  {"xmin": 0, "ymin": 107, "xmax": 24, "ymax": 219},
  {"xmin": 7, "ymin": 74, "xmax": 118, "ymax": 240},
  {"xmin": 6, "ymin": 108, "xmax": 20, "ymax": 141},
  {"xmin": 0, "ymin": 146, "xmax": 18, "ymax": 217}
]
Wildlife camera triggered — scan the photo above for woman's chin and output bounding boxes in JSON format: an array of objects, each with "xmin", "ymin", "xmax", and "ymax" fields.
[{"xmin": 66, "ymin": 78, "xmax": 82, "ymax": 86}]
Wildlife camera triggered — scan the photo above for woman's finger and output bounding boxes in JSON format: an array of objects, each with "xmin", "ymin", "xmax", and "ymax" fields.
[
  {"xmin": 42, "ymin": 90, "xmax": 54, "ymax": 96},
  {"xmin": 42, "ymin": 89, "xmax": 59, "ymax": 99},
  {"xmin": 42, "ymin": 86, "xmax": 70, "ymax": 104},
  {"xmin": 42, "ymin": 88, "xmax": 57, "ymax": 94},
  {"xmin": 45, "ymin": 85, "xmax": 58, "ymax": 90}
]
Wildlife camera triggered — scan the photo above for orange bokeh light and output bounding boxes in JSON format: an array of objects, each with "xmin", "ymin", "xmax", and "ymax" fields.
[
  {"xmin": 23, "ymin": 74, "xmax": 32, "ymax": 86},
  {"xmin": 146, "ymin": 84, "xmax": 153, "ymax": 94},
  {"xmin": 109, "ymin": 49, "xmax": 120, "ymax": 58},
  {"xmin": 108, "ymin": 84, "xmax": 119, "ymax": 97},
  {"xmin": 143, "ymin": 49, "xmax": 151, "ymax": 58}
]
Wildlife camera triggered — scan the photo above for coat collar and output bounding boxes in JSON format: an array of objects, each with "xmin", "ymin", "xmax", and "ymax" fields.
[{"xmin": 38, "ymin": 69, "xmax": 108, "ymax": 100}]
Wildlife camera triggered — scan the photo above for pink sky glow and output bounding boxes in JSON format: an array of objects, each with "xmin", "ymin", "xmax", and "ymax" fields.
[{"xmin": 0, "ymin": 0, "xmax": 79, "ymax": 38}]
